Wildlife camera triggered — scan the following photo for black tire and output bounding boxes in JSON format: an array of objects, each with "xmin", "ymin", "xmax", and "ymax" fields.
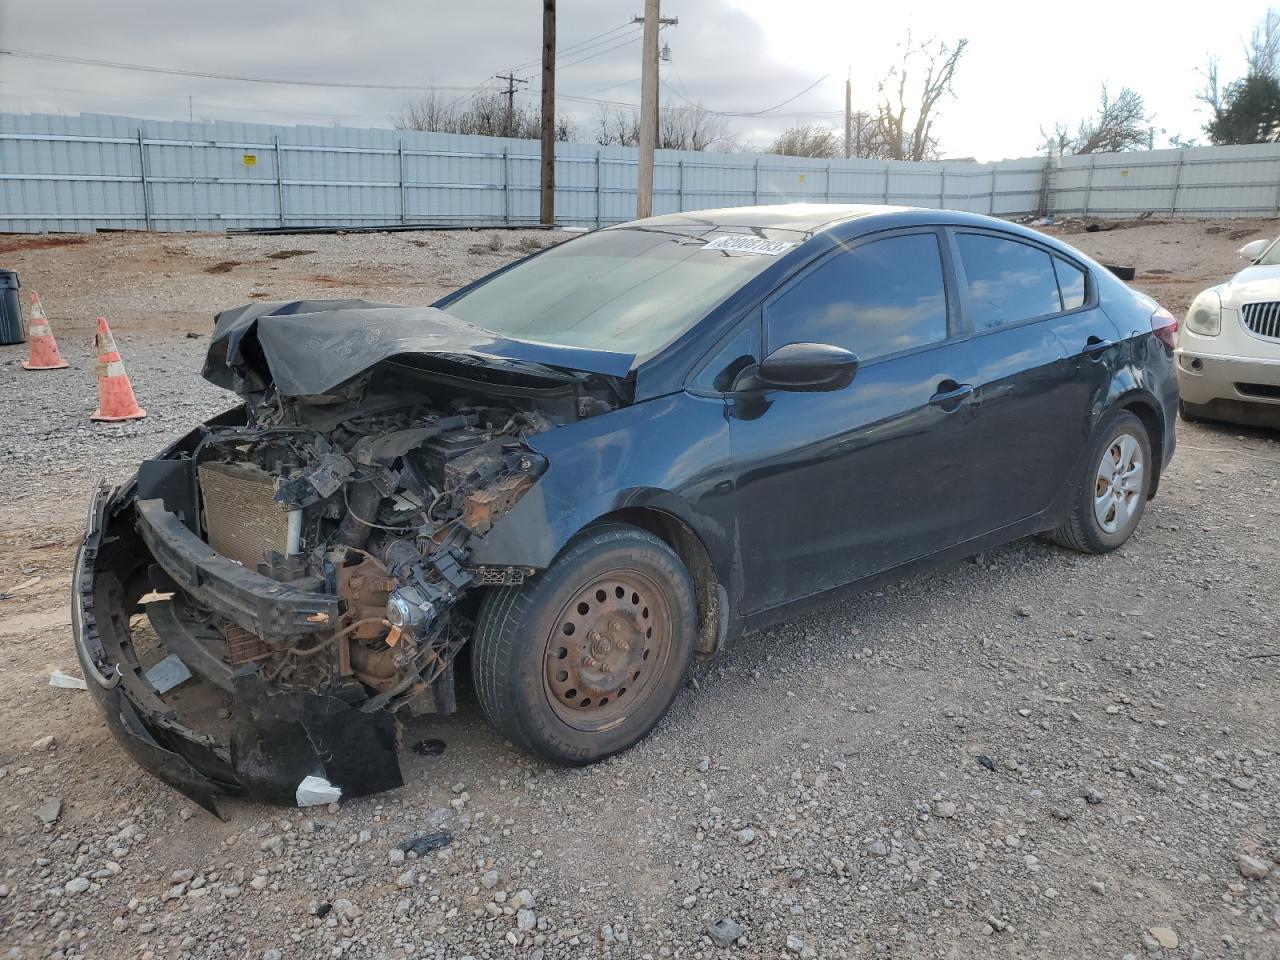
[
  {"xmin": 1179, "ymin": 399, "xmax": 1208, "ymax": 423},
  {"xmin": 1051, "ymin": 410, "xmax": 1152, "ymax": 555},
  {"xmin": 472, "ymin": 522, "xmax": 696, "ymax": 764}
]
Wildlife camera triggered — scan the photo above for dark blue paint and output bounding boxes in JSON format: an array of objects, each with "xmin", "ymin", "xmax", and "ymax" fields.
[{"xmin": 471, "ymin": 208, "xmax": 1179, "ymax": 644}]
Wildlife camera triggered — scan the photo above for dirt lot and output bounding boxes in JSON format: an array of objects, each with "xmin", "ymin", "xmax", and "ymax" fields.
[{"xmin": 0, "ymin": 219, "xmax": 1277, "ymax": 960}]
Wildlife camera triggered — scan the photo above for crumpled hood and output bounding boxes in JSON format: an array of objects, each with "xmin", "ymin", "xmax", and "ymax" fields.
[
  {"xmin": 1220, "ymin": 264, "xmax": 1280, "ymax": 308},
  {"xmin": 203, "ymin": 299, "xmax": 636, "ymax": 397}
]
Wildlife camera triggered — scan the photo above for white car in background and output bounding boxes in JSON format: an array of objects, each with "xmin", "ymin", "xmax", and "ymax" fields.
[{"xmin": 1178, "ymin": 237, "xmax": 1280, "ymax": 426}]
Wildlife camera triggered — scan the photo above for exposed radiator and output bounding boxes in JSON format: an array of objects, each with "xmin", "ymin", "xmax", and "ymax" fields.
[{"xmin": 197, "ymin": 461, "xmax": 292, "ymax": 570}]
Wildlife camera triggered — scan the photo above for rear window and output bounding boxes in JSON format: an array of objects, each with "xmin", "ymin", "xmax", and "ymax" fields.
[
  {"xmin": 442, "ymin": 227, "xmax": 786, "ymax": 356},
  {"xmin": 956, "ymin": 233, "xmax": 1063, "ymax": 329}
]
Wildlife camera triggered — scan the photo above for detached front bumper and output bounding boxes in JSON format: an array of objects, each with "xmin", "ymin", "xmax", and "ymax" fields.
[{"xmin": 72, "ymin": 481, "xmax": 404, "ymax": 813}]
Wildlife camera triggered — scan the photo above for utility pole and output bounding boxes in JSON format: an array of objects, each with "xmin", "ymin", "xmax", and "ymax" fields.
[
  {"xmin": 540, "ymin": 0, "xmax": 556, "ymax": 225},
  {"xmin": 844, "ymin": 68, "xmax": 851, "ymax": 160},
  {"xmin": 634, "ymin": 2, "xmax": 677, "ymax": 219},
  {"xmin": 496, "ymin": 72, "xmax": 528, "ymax": 139}
]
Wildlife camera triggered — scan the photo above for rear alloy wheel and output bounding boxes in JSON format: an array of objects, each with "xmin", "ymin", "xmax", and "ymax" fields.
[
  {"xmin": 1092, "ymin": 431, "xmax": 1144, "ymax": 535},
  {"xmin": 1051, "ymin": 410, "xmax": 1152, "ymax": 554},
  {"xmin": 472, "ymin": 523, "xmax": 695, "ymax": 764}
]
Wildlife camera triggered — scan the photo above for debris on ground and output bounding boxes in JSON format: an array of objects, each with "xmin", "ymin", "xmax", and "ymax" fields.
[
  {"xmin": 399, "ymin": 831, "xmax": 453, "ymax": 856},
  {"xmin": 48, "ymin": 670, "xmax": 87, "ymax": 690}
]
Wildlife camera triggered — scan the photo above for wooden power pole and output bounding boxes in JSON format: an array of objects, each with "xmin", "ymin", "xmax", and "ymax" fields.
[
  {"xmin": 844, "ymin": 69, "xmax": 852, "ymax": 160},
  {"xmin": 634, "ymin": 2, "xmax": 678, "ymax": 219},
  {"xmin": 539, "ymin": 0, "xmax": 556, "ymax": 225},
  {"xmin": 496, "ymin": 72, "xmax": 527, "ymax": 138}
]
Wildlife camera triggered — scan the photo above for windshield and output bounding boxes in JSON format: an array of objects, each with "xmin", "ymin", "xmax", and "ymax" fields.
[{"xmin": 441, "ymin": 227, "xmax": 792, "ymax": 356}]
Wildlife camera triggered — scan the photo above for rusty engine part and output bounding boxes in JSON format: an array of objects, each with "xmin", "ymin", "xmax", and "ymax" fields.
[
  {"xmin": 463, "ymin": 473, "xmax": 536, "ymax": 534},
  {"xmin": 224, "ymin": 624, "xmax": 271, "ymax": 667}
]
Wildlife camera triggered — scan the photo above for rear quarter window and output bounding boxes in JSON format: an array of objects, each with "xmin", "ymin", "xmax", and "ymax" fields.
[{"xmin": 1053, "ymin": 257, "xmax": 1087, "ymax": 310}]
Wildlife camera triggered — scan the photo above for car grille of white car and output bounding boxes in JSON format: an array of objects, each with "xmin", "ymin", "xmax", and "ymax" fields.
[{"xmin": 1241, "ymin": 302, "xmax": 1280, "ymax": 340}]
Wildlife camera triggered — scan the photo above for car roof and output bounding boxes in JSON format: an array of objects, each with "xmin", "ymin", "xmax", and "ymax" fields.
[
  {"xmin": 617, "ymin": 203, "xmax": 1063, "ymax": 245},
  {"xmin": 621, "ymin": 203, "xmax": 910, "ymax": 235}
]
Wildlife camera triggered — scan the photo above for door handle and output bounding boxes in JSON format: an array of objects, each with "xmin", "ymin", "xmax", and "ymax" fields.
[
  {"xmin": 929, "ymin": 381, "xmax": 974, "ymax": 411},
  {"xmin": 1081, "ymin": 336, "xmax": 1113, "ymax": 357}
]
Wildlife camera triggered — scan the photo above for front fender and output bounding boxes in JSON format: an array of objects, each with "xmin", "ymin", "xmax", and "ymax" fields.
[{"xmin": 469, "ymin": 392, "xmax": 735, "ymax": 577}]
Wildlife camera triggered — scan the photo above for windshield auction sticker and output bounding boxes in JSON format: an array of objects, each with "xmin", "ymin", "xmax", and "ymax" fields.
[{"xmin": 702, "ymin": 235, "xmax": 796, "ymax": 256}]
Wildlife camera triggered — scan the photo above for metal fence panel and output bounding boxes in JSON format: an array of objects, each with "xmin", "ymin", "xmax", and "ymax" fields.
[{"xmin": 4, "ymin": 110, "xmax": 1280, "ymax": 232}]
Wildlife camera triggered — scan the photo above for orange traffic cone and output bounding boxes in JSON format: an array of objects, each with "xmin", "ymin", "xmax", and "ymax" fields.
[
  {"xmin": 21, "ymin": 292, "xmax": 69, "ymax": 371},
  {"xmin": 90, "ymin": 317, "xmax": 146, "ymax": 422}
]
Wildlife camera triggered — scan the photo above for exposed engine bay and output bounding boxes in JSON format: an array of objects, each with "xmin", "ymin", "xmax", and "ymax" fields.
[
  {"xmin": 183, "ymin": 391, "xmax": 550, "ymax": 716},
  {"xmin": 73, "ymin": 299, "xmax": 635, "ymax": 812}
]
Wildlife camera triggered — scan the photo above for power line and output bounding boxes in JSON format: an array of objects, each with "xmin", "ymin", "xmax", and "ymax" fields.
[
  {"xmin": 722, "ymin": 73, "xmax": 833, "ymax": 117},
  {"xmin": 504, "ymin": 21, "xmax": 636, "ymax": 73},
  {"xmin": 0, "ymin": 48, "xmax": 476, "ymax": 91},
  {"xmin": 433, "ymin": 22, "xmax": 641, "ymax": 117},
  {"xmin": 528, "ymin": 82, "xmax": 841, "ymax": 120},
  {"xmin": 557, "ymin": 32, "xmax": 643, "ymax": 71}
]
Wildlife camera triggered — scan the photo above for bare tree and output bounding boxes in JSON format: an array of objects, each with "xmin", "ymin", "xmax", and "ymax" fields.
[
  {"xmin": 595, "ymin": 102, "xmax": 737, "ymax": 151},
  {"xmin": 844, "ymin": 110, "xmax": 894, "ymax": 159},
  {"xmin": 1071, "ymin": 86, "xmax": 1150, "ymax": 153},
  {"xmin": 874, "ymin": 34, "xmax": 969, "ymax": 161},
  {"xmin": 1247, "ymin": 8, "xmax": 1280, "ymax": 78},
  {"xmin": 1198, "ymin": 57, "xmax": 1224, "ymax": 114},
  {"xmin": 658, "ymin": 102, "xmax": 738, "ymax": 151},
  {"xmin": 393, "ymin": 91, "xmax": 460, "ymax": 134},
  {"xmin": 768, "ymin": 125, "xmax": 840, "ymax": 158},
  {"xmin": 394, "ymin": 90, "xmax": 574, "ymax": 141}
]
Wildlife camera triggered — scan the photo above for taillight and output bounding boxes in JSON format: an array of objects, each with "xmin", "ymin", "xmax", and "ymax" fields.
[{"xmin": 1150, "ymin": 306, "xmax": 1177, "ymax": 349}]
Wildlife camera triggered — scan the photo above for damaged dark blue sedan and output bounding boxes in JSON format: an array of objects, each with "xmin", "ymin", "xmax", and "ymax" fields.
[{"xmin": 73, "ymin": 205, "xmax": 1179, "ymax": 810}]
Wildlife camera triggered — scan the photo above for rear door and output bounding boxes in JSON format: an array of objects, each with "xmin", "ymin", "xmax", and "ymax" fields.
[{"xmin": 948, "ymin": 230, "xmax": 1114, "ymax": 528}]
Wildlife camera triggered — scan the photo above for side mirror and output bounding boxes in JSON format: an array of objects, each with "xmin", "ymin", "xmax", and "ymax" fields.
[
  {"xmin": 746, "ymin": 342, "xmax": 860, "ymax": 393},
  {"xmin": 1238, "ymin": 238, "xmax": 1271, "ymax": 261}
]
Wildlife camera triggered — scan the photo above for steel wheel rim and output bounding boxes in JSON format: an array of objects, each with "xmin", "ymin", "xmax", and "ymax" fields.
[
  {"xmin": 542, "ymin": 569, "xmax": 673, "ymax": 733},
  {"xmin": 1093, "ymin": 431, "xmax": 1144, "ymax": 534}
]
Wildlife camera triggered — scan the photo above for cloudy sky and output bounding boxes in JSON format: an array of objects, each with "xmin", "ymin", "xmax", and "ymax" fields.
[{"xmin": 0, "ymin": 0, "xmax": 1272, "ymax": 160}]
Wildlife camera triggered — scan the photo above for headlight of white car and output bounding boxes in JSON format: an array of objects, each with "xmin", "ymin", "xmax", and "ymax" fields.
[{"xmin": 1185, "ymin": 290, "xmax": 1222, "ymax": 337}]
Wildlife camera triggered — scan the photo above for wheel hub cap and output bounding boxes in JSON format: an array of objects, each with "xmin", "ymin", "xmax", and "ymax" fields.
[
  {"xmin": 544, "ymin": 573, "xmax": 667, "ymax": 731},
  {"xmin": 1093, "ymin": 431, "xmax": 1144, "ymax": 534}
]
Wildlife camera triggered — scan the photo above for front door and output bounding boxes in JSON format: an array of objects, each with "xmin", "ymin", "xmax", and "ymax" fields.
[{"xmin": 727, "ymin": 229, "xmax": 984, "ymax": 614}]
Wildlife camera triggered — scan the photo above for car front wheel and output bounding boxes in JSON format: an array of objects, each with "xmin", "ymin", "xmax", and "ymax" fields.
[
  {"xmin": 1051, "ymin": 410, "xmax": 1152, "ymax": 554},
  {"xmin": 472, "ymin": 522, "xmax": 696, "ymax": 764}
]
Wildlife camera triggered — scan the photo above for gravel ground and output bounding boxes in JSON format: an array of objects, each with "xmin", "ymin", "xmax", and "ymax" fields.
[{"xmin": 0, "ymin": 219, "xmax": 1277, "ymax": 960}]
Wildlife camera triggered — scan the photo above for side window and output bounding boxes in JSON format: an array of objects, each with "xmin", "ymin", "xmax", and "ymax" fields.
[
  {"xmin": 1053, "ymin": 257, "xmax": 1087, "ymax": 310},
  {"xmin": 955, "ymin": 233, "xmax": 1063, "ymax": 329},
  {"xmin": 766, "ymin": 233, "xmax": 948, "ymax": 361},
  {"xmin": 690, "ymin": 318, "xmax": 759, "ymax": 392}
]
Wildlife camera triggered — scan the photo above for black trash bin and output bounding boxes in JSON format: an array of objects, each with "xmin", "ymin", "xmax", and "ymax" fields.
[{"xmin": 0, "ymin": 270, "xmax": 23, "ymax": 346}]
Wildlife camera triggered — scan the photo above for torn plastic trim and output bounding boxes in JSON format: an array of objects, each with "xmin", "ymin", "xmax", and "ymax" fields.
[
  {"xmin": 72, "ymin": 482, "xmax": 405, "ymax": 811},
  {"xmin": 71, "ymin": 482, "xmax": 123, "ymax": 691}
]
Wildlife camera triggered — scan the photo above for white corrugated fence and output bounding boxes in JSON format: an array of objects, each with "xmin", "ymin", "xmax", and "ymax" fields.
[{"xmin": 2, "ymin": 111, "xmax": 1278, "ymax": 233}]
